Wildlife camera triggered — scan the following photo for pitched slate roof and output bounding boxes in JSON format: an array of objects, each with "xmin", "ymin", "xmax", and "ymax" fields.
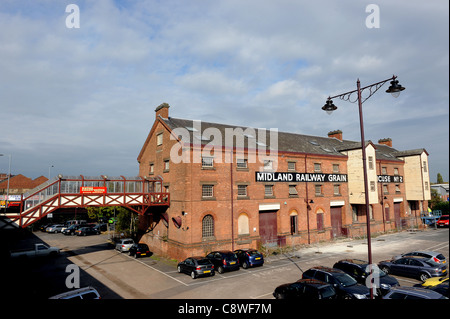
[{"xmin": 160, "ymin": 116, "xmax": 414, "ymax": 162}]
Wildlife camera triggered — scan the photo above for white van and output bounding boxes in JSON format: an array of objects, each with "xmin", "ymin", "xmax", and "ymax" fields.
[{"xmin": 49, "ymin": 286, "xmax": 100, "ymax": 299}]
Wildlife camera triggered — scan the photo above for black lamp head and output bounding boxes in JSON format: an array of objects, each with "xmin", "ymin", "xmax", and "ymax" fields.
[
  {"xmin": 386, "ymin": 79, "xmax": 405, "ymax": 98},
  {"xmin": 322, "ymin": 98, "xmax": 337, "ymax": 115}
]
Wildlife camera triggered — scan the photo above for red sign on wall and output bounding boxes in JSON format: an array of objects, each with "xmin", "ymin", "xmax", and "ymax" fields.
[{"xmin": 80, "ymin": 187, "xmax": 107, "ymax": 194}]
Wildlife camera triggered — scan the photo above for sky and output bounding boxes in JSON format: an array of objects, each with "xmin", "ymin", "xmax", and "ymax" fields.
[{"xmin": 0, "ymin": 0, "xmax": 448, "ymax": 183}]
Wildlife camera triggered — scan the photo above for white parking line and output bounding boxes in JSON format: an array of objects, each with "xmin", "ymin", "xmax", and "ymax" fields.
[{"xmin": 120, "ymin": 251, "xmax": 189, "ymax": 286}]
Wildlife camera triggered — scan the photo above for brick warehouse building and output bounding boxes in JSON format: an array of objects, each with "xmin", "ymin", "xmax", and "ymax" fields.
[{"xmin": 137, "ymin": 103, "xmax": 431, "ymax": 261}]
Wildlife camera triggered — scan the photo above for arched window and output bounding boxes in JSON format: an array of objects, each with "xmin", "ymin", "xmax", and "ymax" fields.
[
  {"xmin": 290, "ymin": 210, "xmax": 298, "ymax": 234},
  {"xmin": 316, "ymin": 208, "xmax": 324, "ymax": 231},
  {"xmin": 238, "ymin": 213, "xmax": 249, "ymax": 235},
  {"xmin": 202, "ymin": 215, "xmax": 214, "ymax": 239}
]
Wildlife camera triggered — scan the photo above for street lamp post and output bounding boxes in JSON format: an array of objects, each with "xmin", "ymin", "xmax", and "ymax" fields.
[{"xmin": 322, "ymin": 75, "xmax": 405, "ymax": 299}]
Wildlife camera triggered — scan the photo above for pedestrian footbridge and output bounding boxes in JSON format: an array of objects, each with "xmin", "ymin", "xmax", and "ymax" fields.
[{"xmin": 0, "ymin": 175, "xmax": 169, "ymax": 229}]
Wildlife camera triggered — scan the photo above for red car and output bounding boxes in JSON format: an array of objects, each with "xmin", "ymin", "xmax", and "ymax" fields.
[{"xmin": 437, "ymin": 215, "xmax": 449, "ymax": 227}]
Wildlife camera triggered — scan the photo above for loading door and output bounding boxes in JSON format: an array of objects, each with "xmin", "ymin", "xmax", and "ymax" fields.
[
  {"xmin": 330, "ymin": 206, "xmax": 343, "ymax": 238},
  {"xmin": 259, "ymin": 210, "xmax": 278, "ymax": 246}
]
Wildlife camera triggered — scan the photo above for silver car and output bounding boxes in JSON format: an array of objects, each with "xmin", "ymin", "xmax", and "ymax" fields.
[
  {"xmin": 115, "ymin": 238, "xmax": 135, "ymax": 252},
  {"xmin": 46, "ymin": 224, "xmax": 64, "ymax": 233},
  {"xmin": 394, "ymin": 251, "xmax": 447, "ymax": 265}
]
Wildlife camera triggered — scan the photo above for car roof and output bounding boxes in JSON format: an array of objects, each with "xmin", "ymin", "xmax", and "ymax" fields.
[
  {"xmin": 389, "ymin": 286, "xmax": 445, "ymax": 298},
  {"xmin": 309, "ymin": 266, "xmax": 346, "ymax": 274},
  {"xmin": 296, "ymin": 278, "xmax": 333, "ymax": 288},
  {"xmin": 404, "ymin": 251, "xmax": 440, "ymax": 256},
  {"xmin": 336, "ymin": 259, "xmax": 368, "ymax": 266}
]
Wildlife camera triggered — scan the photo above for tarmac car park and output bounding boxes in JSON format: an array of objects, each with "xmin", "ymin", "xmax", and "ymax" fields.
[{"xmin": 4, "ymin": 227, "xmax": 449, "ymax": 299}]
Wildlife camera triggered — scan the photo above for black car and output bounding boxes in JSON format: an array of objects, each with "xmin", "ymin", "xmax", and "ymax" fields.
[
  {"xmin": 302, "ymin": 266, "xmax": 371, "ymax": 299},
  {"xmin": 333, "ymin": 259, "xmax": 399, "ymax": 296},
  {"xmin": 93, "ymin": 223, "xmax": 107, "ymax": 232},
  {"xmin": 234, "ymin": 249, "xmax": 264, "ymax": 268},
  {"xmin": 75, "ymin": 227, "xmax": 100, "ymax": 236},
  {"xmin": 205, "ymin": 251, "xmax": 240, "ymax": 274},
  {"xmin": 273, "ymin": 279, "xmax": 337, "ymax": 299},
  {"xmin": 379, "ymin": 256, "xmax": 448, "ymax": 282},
  {"xmin": 177, "ymin": 256, "xmax": 215, "ymax": 279},
  {"xmin": 62, "ymin": 224, "xmax": 85, "ymax": 235},
  {"xmin": 128, "ymin": 243, "xmax": 151, "ymax": 258}
]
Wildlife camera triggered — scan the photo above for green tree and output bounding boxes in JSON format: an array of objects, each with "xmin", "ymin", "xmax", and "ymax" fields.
[{"xmin": 437, "ymin": 173, "xmax": 444, "ymax": 184}]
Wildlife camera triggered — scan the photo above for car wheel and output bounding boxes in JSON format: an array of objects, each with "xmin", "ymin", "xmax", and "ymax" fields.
[
  {"xmin": 242, "ymin": 261, "xmax": 249, "ymax": 269},
  {"xmin": 177, "ymin": 266, "xmax": 182, "ymax": 273},
  {"xmin": 218, "ymin": 266, "xmax": 225, "ymax": 274},
  {"xmin": 275, "ymin": 293, "xmax": 285, "ymax": 299},
  {"xmin": 343, "ymin": 294, "xmax": 353, "ymax": 300},
  {"xmin": 419, "ymin": 273, "xmax": 431, "ymax": 282},
  {"xmin": 191, "ymin": 271, "xmax": 197, "ymax": 279}
]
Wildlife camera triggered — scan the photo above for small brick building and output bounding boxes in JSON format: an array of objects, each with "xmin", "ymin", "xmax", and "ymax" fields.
[{"xmin": 137, "ymin": 103, "xmax": 431, "ymax": 261}]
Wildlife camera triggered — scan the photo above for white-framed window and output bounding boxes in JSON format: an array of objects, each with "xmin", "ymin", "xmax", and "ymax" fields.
[
  {"xmin": 237, "ymin": 185, "xmax": 247, "ymax": 196},
  {"xmin": 314, "ymin": 163, "xmax": 322, "ymax": 172},
  {"xmin": 288, "ymin": 162, "xmax": 296, "ymax": 171},
  {"xmin": 202, "ymin": 185, "xmax": 214, "ymax": 198},
  {"xmin": 264, "ymin": 185, "xmax": 273, "ymax": 196},
  {"xmin": 236, "ymin": 158, "xmax": 248, "ymax": 169},
  {"xmin": 202, "ymin": 157, "xmax": 214, "ymax": 168},
  {"xmin": 289, "ymin": 185, "xmax": 298, "ymax": 196},
  {"xmin": 202, "ymin": 215, "xmax": 214, "ymax": 238},
  {"xmin": 156, "ymin": 133, "xmax": 163, "ymax": 146}
]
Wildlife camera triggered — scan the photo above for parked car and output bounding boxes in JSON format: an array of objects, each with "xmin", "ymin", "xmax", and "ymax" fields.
[
  {"xmin": 205, "ymin": 251, "xmax": 240, "ymax": 274},
  {"xmin": 427, "ymin": 281, "xmax": 449, "ymax": 298},
  {"xmin": 46, "ymin": 224, "xmax": 64, "ymax": 233},
  {"xmin": 128, "ymin": 243, "xmax": 151, "ymax": 258},
  {"xmin": 415, "ymin": 276, "xmax": 449, "ymax": 297},
  {"xmin": 302, "ymin": 266, "xmax": 371, "ymax": 299},
  {"xmin": 379, "ymin": 256, "xmax": 447, "ymax": 282},
  {"xmin": 418, "ymin": 275, "xmax": 449, "ymax": 288},
  {"xmin": 333, "ymin": 259, "xmax": 399, "ymax": 296},
  {"xmin": 62, "ymin": 224, "xmax": 85, "ymax": 236},
  {"xmin": 75, "ymin": 226, "xmax": 100, "ymax": 236},
  {"xmin": 437, "ymin": 215, "xmax": 449, "ymax": 227},
  {"xmin": 93, "ymin": 223, "xmax": 107, "ymax": 232},
  {"xmin": 273, "ymin": 279, "xmax": 337, "ymax": 299},
  {"xmin": 234, "ymin": 249, "xmax": 264, "ymax": 269},
  {"xmin": 383, "ymin": 286, "xmax": 448, "ymax": 299},
  {"xmin": 10, "ymin": 243, "xmax": 60, "ymax": 259},
  {"xmin": 49, "ymin": 286, "xmax": 100, "ymax": 299},
  {"xmin": 393, "ymin": 250, "xmax": 447, "ymax": 265},
  {"xmin": 177, "ymin": 256, "xmax": 215, "ymax": 279},
  {"xmin": 115, "ymin": 238, "xmax": 134, "ymax": 252},
  {"xmin": 40, "ymin": 224, "xmax": 52, "ymax": 232}
]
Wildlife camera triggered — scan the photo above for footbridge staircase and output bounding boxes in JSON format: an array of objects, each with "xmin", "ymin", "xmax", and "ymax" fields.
[{"xmin": 0, "ymin": 175, "xmax": 169, "ymax": 229}]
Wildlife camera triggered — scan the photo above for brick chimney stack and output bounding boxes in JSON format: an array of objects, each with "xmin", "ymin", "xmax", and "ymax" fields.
[
  {"xmin": 378, "ymin": 138, "xmax": 392, "ymax": 147},
  {"xmin": 328, "ymin": 130, "xmax": 343, "ymax": 141},
  {"xmin": 155, "ymin": 102, "xmax": 170, "ymax": 119}
]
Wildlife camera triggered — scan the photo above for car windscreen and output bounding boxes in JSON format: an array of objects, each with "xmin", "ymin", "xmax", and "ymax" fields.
[
  {"xmin": 334, "ymin": 273, "xmax": 358, "ymax": 287},
  {"xmin": 436, "ymin": 254, "xmax": 446, "ymax": 261},
  {"xmin": 439, "ymin": 216, "xmax": 449, "ymax": 220},
  {"xmin": 246, "ymin": 250, "xmax": 261, "ymax": 256}
]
